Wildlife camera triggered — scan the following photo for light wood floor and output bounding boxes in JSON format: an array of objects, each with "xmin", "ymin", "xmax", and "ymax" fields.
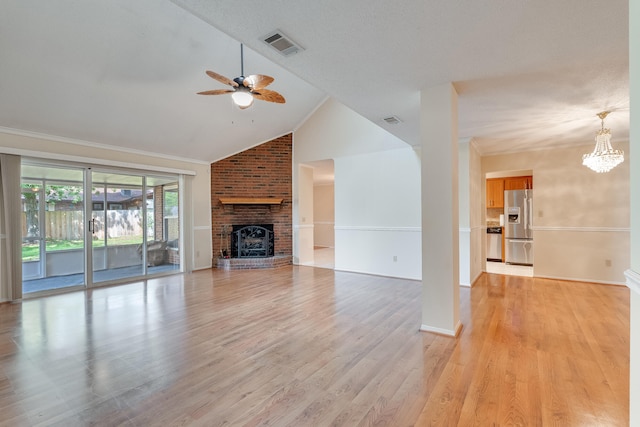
[{"xmin": 0, "ymin": 267, "xmax": 629, "ymax": 426}]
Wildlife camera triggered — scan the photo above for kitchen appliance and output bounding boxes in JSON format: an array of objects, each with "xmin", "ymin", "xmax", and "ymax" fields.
[
  {"xmin": 504, "ymin": 189, "xmax": 533, "ymax": 265},
  {"xmin": 486, "ymin": 227, "xmax": 502, "ymax": 262}
]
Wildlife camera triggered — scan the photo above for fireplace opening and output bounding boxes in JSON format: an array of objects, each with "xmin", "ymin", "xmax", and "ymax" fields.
[{"xmin": 232, "ymin": 224, "xmax": 274, "ymax": 258}]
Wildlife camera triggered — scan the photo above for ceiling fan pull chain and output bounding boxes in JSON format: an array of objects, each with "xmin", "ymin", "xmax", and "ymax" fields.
[{"xmin": 240, "ymin": 43, "xmax": 244, "ymax": 77}]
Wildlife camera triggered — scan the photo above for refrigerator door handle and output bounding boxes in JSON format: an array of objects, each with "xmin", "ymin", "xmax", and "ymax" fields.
[{"xmin": 523, "ymin": 197, "xmax": 528, "ymax": 230}]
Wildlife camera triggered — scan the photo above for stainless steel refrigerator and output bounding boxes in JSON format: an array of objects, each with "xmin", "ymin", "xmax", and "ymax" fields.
[{"xmin": 504, "ymin": 189, "xmax": 533, "ymax": 265}]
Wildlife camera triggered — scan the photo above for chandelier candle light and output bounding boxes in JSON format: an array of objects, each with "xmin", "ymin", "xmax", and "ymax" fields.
[{"xmin": 582, "ymin": 111, "xmax": 624, "ymax": 173}]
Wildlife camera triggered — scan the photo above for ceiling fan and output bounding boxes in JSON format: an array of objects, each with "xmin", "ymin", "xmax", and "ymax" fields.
[{"xmin": 198, "ymin": 44, "xmax": 286, "ymax": 109}]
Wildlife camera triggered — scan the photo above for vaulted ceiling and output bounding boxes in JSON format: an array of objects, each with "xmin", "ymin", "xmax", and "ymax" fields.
[{"xmin": 0, "ymin": 1, "xmax": 629, "ymax": 163}]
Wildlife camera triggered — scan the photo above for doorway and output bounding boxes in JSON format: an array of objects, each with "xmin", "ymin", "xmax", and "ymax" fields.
[{"xmin": 298, "ymin": 159, "xmax": 335, "ymax": 269}]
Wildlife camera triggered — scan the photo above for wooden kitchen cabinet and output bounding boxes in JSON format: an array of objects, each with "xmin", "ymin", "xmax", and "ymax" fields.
[
  {"xmin": 486, "ymin": 178, "xmax": 504, "ymax": 208},
  {"xmin": 504, "ymin": 175, "xmax": 533, "ymax": 190}
]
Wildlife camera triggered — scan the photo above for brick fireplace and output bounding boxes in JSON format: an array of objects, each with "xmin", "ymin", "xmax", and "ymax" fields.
[{"xmin": 210, "ymin": 134, "xmax": 292, "ymax": 269}]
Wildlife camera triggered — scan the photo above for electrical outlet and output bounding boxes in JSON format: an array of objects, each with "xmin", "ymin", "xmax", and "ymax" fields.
[
  {"xmin": 605, "ymin": 259, "xmax": 612, "ymax": 267},
  {"xmin": 393, "ymin": 255, "xmax": 398, "ymax": 262},
  {"xmin": 538, "ymin": 210, "xmax": 543, "ymax": 217}
]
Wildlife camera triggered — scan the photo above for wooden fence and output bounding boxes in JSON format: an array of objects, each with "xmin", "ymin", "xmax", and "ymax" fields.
[{"xmin": 22, "ymin": 210, "xmax": 146, "ymax": 240}]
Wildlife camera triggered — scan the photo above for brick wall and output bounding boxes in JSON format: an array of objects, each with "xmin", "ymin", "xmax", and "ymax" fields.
[{"xmin": 210, "ymin": 134, "xmax": 292, "ymax": 262}]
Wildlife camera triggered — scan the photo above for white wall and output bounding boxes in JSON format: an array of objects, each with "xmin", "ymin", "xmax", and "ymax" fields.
[
  {"xmin": 459, "ymin": 141, "xmax": 471, "ymax": 286},
  {"xmin": 334, "ymin": 149, "xmax": 421, "ymax": 279},
  {"xmin": 462, "ymin": 140, "xmax": 484, "ymax": 286},
  {"xmin": 313, "ymin": 183, "xmax": 334, "ymax": 247},
  {"xmin": 294, "ymin": 98, "xmax": 408, "ymax": 163},
  {"xmin": 0, "ymin": 130, "xmax": 212, "ymax": 272},
  {"xmin": 482, "ymin": 142, "xmax": 630, "ymax": 284},
  {"xmin": 294, "ymin": 98, "xmax": 421, "ymax": 279},
  {"xmin": 295, "ymin": 164, "xmax": 315, "ymax": 264},
  {"xmin": 628, "ymin": 0, "xmax": 639, "ymax": 424}
]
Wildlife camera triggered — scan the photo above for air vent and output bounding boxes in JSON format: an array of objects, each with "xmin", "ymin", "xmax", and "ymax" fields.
[
  {"xmin": 262, "ymin": 30, "xmax": 303, "ymax": 56},
  {"xmin": 383, "ymin": 116, "xmax": 403, "ymax": 125}
]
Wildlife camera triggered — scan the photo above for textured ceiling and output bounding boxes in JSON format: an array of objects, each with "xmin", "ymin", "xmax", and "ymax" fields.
[
  {"xmin": 0, "ymin": 0, "xmax": 325, "ymax": 163},
  {"xmin": 0, "ymin": 0, "xmax": 629, "ymax": 164}
]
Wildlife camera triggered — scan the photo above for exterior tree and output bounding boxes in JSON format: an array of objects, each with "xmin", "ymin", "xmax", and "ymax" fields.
[{"xmin": 21, "ymin": 184, "xmax": 82, "ymax": 239}]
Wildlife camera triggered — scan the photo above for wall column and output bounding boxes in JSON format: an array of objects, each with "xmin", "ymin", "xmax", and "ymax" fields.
[
  {"xmin": 458, "ymin": 140, "xmax": 471, "ymax": 287},
  {"xmin": 627, "ymin": 0, "xmax": 639, "ymax": 424},
  {"xmin": 420, "ymin": 83, "xmax": 461, "ymax": 336}
]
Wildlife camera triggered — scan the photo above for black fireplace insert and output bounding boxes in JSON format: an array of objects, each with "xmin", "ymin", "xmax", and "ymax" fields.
[{"xmin": 232, "ymin": 224, "xmax": 274, "ymax": 258}]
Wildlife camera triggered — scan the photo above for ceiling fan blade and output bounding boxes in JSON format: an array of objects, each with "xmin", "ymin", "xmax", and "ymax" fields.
[
  {"xmin": 251, "ymin": 89, "xmax": 286, "ymax": 104},
  {"xmin": 243, "ymin": 74, "xmax": 274, "ymax": 90},
  {"xmin": 205, "ymin": 70, "xmax": 238, "ymax": 88},
  {"xmin": 197, "ymin": 89, "xmax": 235, "ymax": 95}
]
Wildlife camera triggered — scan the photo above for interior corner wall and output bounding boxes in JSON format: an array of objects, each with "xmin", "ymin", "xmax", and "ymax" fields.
[
  {"xmin": 0, "ymin": 131, "xmax": 212, "ymax": 271},
  {"xmin": 294, "ymin": 97, "xmax": 421, "ymax": 279},
  {"xmin": 482, "ymin": 142, "xmax": 630, "ymax": 284}
]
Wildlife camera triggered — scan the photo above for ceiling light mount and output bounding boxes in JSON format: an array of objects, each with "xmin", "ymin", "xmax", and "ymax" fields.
[{"xmin": 582, "ymin": 111, "xmax": 624, "ymax": 173}]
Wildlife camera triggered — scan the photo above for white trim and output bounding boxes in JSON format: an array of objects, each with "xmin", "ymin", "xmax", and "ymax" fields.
[
  {"xmin": 334, "ymin": 226, "xmax": 421, "ymax": 232},
  {"xmin": 532, "ymin": 226, "xmax": 630, "ymax": 233},
  {"xmin": 3, "ymin": 146, "xmax": 197, "ymax": 176},
  {"xmin": 625, "ymin": 269, "xmax": 640, "ymax": 295},
  {"xmin": 470, "ymin": 270, "xmax": 483, "ymax": 287},
  {"xmin": 294, "ymin": 224, "xmax": 315, "ymax": 229},
  {"xmin": 333, "ymin": 267, "xmax": 420, "ymax": 281},
  {"xmin": 459, "ymin": 227, "xmax": 471, "ymax": 233},
  {"xmin": 0, "ymin": 126, "xmax": 208, "ymax": 166},
  {"xmin": 193, "ymin": 225, "xmax": 212, "ymax": 231},
  {"xmin": 420, "ymin": 320, "xmax": 462, "ymax": 337},
  {"xmin": 534, "ymin": 273, "xmax": 626, "ymax": 287}
]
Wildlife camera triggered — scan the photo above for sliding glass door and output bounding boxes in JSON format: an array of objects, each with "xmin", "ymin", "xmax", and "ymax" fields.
[
  {"xmin": 21, "ymin": 165, "xmax": 86, "ymax": 293},
  {"xmin": 21, "ymin": 161, "xmax": 182, "ymax": 295},
  {"xmin": 90, "ymin": 171, "xmax": 145, "ymax": 284}
]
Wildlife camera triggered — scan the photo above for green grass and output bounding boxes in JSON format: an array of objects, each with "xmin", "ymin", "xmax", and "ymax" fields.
[{"xmin": 22, "ymin": 237, "xmax": 145, "ymax": 261}]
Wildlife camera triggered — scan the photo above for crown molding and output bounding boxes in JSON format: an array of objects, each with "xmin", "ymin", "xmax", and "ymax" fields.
[{"xmin": 0, "ymin": 126, "xmax": 210, "ymax": 165}]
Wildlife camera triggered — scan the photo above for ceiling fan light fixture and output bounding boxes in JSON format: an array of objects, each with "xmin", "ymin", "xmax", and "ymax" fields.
[
  {"xmin": 231, "ymin": 90, "xmax": 254, "ymax": 108},
  {"xmin": 582, "ymin": 111, "xmax": 624, "ymax": 173},
  {"xmin": 198, "ymin": 43, "xmax": 285, "ymax": 108}
]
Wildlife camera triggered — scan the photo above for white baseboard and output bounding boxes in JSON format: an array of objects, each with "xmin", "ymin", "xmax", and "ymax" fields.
[
  {"xmin": 420, "ymin": 320, "xmax": 462, "ymax": 337},
  {"xmin": 625, "ymin": 269, "xmax": 640, "ymax": 294},
  {"xmin": 533, "ymin": 273, "xmax": 626, "ymax": 287}
]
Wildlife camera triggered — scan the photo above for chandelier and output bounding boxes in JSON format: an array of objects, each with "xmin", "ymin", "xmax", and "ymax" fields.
[{"xmin": 582, "ymin": 111, "xmax": 624, "ymax": 173}]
